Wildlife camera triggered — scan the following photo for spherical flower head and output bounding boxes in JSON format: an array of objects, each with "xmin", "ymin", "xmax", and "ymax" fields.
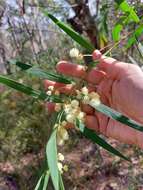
[
  {"xmin": 55, "ymin": 103, "xmax": 61, "ymax": 112},
  {"xmin": 69, "ymin": 48, "xmax": 80, "ymax": 58},
  {"xmin": 64, "ymin": 104, "xmax": 72, "ymax": 114},
  {"xmin": 61, "ymin": 120, "xmax": 67, "ymax": 127},
  {"xmin": 57, "ymin": 137, "xmax": 65, "ymax": 146},
  {"xmin": 90, "ymin": 98, "xmax": 101, "ymax": 106},
  {"xmin": 77, "ymin": 53, "xmax": 83, "ymax": 61},
  {"xmin": 46, "ymin": 90, "xmax": 52, "ymax": 96},
  {"xmin": 58, "ymin": 153, "xmax": 65, "ymax": 161},
  {"xmin": 81, "ymin": 87, "xmax": 89, "ymax": 95},
  {"xmin": 71, "ymin": 100, "xmax": 79, "ymax": 108},
  {"xmin": 61, "ymin": 128, "xmax": 69, "ymax": 141},
  {"xmin": 54, "ymin": 123, "xmax": 59, "ymax": 128},
  {"xmin": 66, "ymin": 114, "xmax": 75, "ymax": 123},
  {"xmin": 82, "ymin": 95, "xmax": 90, "ymax": 104},
  {"xmin": 58, "ymin": 162, "xmax": 63, "ymax": 173},
  {"xmin": 63, "ymin": 164, "xmax": 69, "ymax": 172},
  {"xmin": 58, "ymin": 126, "xmax": 69, "ymax": 141},
  {"xmin": 77, "ymin": 111, "xmax": 86, "ymax": 121},
  {"xmin": 76, "ymin": 90, "xmax": 82, "ymax": 100},
  {"xmin": 48, "ymin": 85, "xmax": 54, "ymax": 91}
]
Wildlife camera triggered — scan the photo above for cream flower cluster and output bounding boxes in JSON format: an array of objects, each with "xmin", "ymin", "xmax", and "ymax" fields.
[
  {"xmin": 65, "ymin": 100, "xmax": 85, "ymax": 124},
  {"xmin": 57, "ymin": 153, "xmax": 68, "ymax": 174},
  {"xmin": 48, "ymin": 85, "xmax": 100, "ymax": 148},
  {"xmin": 56, "ymin": 122, "xmax": 69, "ymax": 146},
  {"xmin": 76, "ymin": 86, "xmax": 101, "ymax": 106},
  {"xmin": 46, "ymin": 85, "xmax": 60, "ymax": 96},
  {"xmin": 46, "ymin": 85, "xmax": 54, "ymax": 96},
  {"xmin": 69, "ymin": 48, "xmax": 83, "ymax": 60}
]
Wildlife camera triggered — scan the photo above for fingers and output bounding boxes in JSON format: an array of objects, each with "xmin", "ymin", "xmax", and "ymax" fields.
[
  {"xmin": 56, "ymin": 61, "xmax": 87, "ymax": 79},
  {"xmin": 85, "ymin": 115, "xmax": 99, "ymax": 132},
  {"xmin": 45, "ymin": 102, "xmax": 55, "ymax": 114},
  {"xmin": 106, "ymin": 119, "xmax": 140, "ymax": 146},
  {"xmin": 97, "ymin": 79, "xmax": 113, "ymax": 106},
  {"xmin": 87, "ymin": 68, "xmax": 106, "ymax": 84},
  {"xmin": 44, "ymin": 80, "xmax": 75, "ymax": 94},
  {"xmin": 81, "ymin": 104, "xmax": 94, "ymax": 115},
  {"xmin": 93, "ymin": 50, "xmax": 128, "ymax": 79},
  {"xmin": 94, "ymin": 111, "xmax": 109, "ymax": 136},
  {"xmin": 56, "ymin": 49, "xmax": 128, "ymax": 84},
  {"xmin": 57, "ymin": 61, "xmax": 106, "ymax": 85},
  {"xmin": 90, "ymin": 110, "xmax": 142, "ymax": 147}
]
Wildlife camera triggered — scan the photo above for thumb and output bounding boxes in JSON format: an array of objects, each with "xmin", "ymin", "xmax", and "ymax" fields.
[{"xmin": 92, "ymin": 50, "xmax": 128, "ymax": 80}]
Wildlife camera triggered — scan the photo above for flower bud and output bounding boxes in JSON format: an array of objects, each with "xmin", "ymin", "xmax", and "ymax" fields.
[
  {"xmin": 66, "ymin": 114, "xmax": 75, "ymax": 123},
  {"xmin": 46, "ymin": 91, "xmax": 52, "ymax": 96},
  {"xmin": 77, "ymin": 112, "xmax": 85, "ymax": 121},
  {"xmin": 58, "ymin": 125, "xmax": 69, "ymax": 141},
  {"xmin": 48, "ymin": 85, "xmax": 54, "ymax": 91},
  {"xmin": 81, "ymin": 87, "xmax": 88, "ymax": 95},
  {"xmin": 64, "ymin": 104, "xmax": 72, "ymax": 113},
  {"xmin": 69, "ymin": 48, "xmax": 79, "ymax": 58},
  {"xmin": 58, "ymin": 153, "xmax": 65, "ymax": 161},
  {"xmin": 61, "ymin": 121, "xmax": 67, "ymax": 127},
  {"xmin": 82, "ymin": 95, "xmax": 90, "ymax": 104},
  {"xmin": 58, "ymin": 162, "xmax": 63, "ymax": 173},
  {"xmin": 63, "ymin": 164, "xmax": 69, "ymax": 172},
  {"xmin": 76, "ymin": 90, "xmax": 82, "ymax": 100},
  {"xmin": 61, "ymin": 128, "xmax": 69, "ymax": 141},
  {"xmin": 57, "ymin": 136, "xmax": 65, "ymax": 146},
  {"xmin": 71, "ymin": 100, "xmax": 79, "ymax": 108},
  {"xmin": 77, "ymin": 53, "xmax": 83, "ymax": 61}
]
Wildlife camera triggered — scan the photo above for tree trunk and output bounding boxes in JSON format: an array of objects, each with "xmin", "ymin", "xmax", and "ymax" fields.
[{"xmin": 66, "ymin": 0, "xmax": 101, "ymax": 49}]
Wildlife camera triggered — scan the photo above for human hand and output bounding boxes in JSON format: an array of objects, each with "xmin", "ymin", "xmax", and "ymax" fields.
[{"xmin": 45, "ymin": 50, "xmax": 143, "ymax": 148}]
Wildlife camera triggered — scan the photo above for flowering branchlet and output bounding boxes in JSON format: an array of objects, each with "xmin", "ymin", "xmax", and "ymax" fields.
[
  {"xmin": 47, "ymin": 73, "xmax": 101, "ymax": 176},
  {"xmin": 52, "ymin": 85, "xmax": 101, "ymax": 147},
  {"xmin": 56, "ymin": 123, "xmax": 69, "ymax": 146},
  {"xmin": 57, "ymin": 153, "xmax": 69, "ymax": 174}
]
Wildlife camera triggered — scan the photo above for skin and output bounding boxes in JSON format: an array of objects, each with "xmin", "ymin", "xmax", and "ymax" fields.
[{"xmin": 45, "ymin": 50, "xmax": 143, "ymax": 148}]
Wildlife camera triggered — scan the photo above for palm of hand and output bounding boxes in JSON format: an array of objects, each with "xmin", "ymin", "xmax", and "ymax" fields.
[
  {"xmin": 91, "ymin": 52, "xmax": 143, "ymax": 147},
  {"xmin": 45, "ymin": 50, "xmax": 143, "ymax": 148}
]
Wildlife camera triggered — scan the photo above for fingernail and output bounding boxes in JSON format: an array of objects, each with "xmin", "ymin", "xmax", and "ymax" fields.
[
  {"xmin": 57, "ymin": 60, "xmax": 68, "ymax": 65},
  {"xmin": 92, "ymin": 50, "xmax": 102, "ymax": 60}
]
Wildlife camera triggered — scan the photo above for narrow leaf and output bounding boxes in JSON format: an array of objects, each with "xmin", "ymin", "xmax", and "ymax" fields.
[
  {"xmin": 46, "ymin": 129, "xmax": 59, "ymax": 190},
  {"xmin": 59, "ymin": 172, "xmax": 65, "ymax": 190},
  {"xmin": 85, "ymin": 128, "xmax": 130, "ymax": 161},
  {"xmin": 115, "ymin": 0, "xmax": 140, "ymax": 23},
  {"xmin": 112, "ymin": 24, "xmax": 123, "ymax": 41},
  {"xmin": 137, "ymin": 42, "xmax": 143, "ymax": 57},
  {"xmin": 27, "ymin": 68, "xmax": 72, "ymax": 84},
  {"xmin": 34, "ymin": 174, "xmax": 45, "ymax": 190},
  {"xmin": 126, "ymin": 24, "xmax": 143, "ymax": 48},
  {"xmin": 76, "ymin": 119, "xmax": 130, "ymax": 161},
  {"xmin": 43, "ymin": 171, "xmax": 50, "ymax": 190},
  {"xmin": 34, "ymin": 171, "xmax": 50, "ymax": 190},
  {"xmin": 90, "ymin": 103, "xmax": 143, "ymax": 132},
  {"xmin": 42, "ymin": 10, "xmax": 94, "ymax": 52},
  {"xmin": 9, "ymin": 59, "xmax": 32, "ymax": 70},
  {"xmin": 0, "ymin": 75, "xmax": 62, "ymax": 102}
]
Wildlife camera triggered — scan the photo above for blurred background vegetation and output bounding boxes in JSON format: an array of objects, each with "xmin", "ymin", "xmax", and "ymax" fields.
[{"xmin": 0, "ymin": 0, "xmax": 143, "ymax": 189}]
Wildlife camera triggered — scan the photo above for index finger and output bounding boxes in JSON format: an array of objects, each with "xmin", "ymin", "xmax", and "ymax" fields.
[
  {"xmin": 56, "ymin": 61, "xmax": 87, "ymax": 79},
  {"xmin": 56, "ymin": 60, "xmax": 106, "ymax": 85}
]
